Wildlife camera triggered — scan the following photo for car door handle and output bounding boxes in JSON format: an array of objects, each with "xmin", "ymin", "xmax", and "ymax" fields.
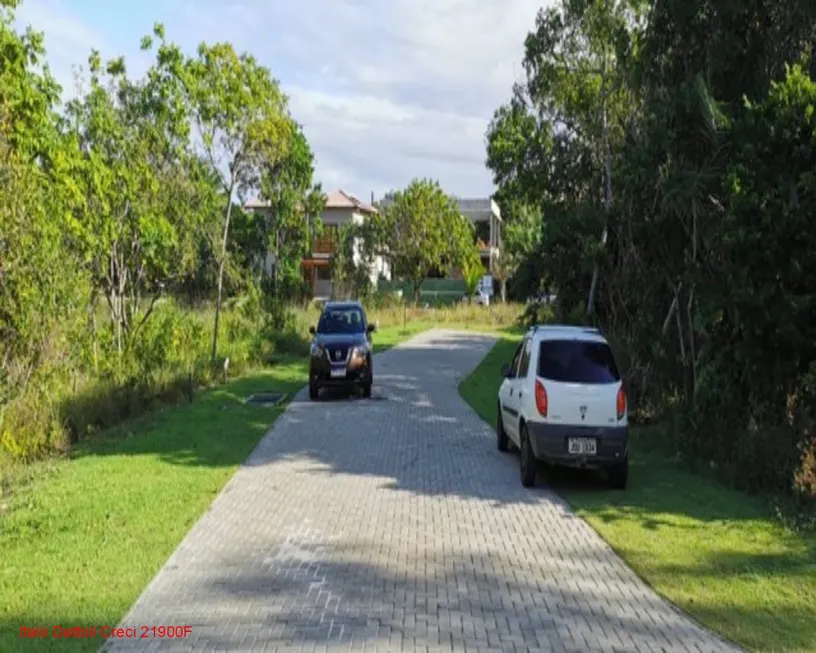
[
  {"xmin": 518, "ymin": 391, "xmax": 523, "ymax": 400},
  {"xmin": 509, "ymin": 388, "xmax": 513, "ymax": 396}
]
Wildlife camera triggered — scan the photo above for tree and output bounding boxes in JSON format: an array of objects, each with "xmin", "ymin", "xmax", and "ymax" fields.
[
  {"xmin": 0, "ymin": 0, "xmax": 61, "ymax": 161},
  {"xmin": 494, "ymin": 201, "xmax": 543, "ymax": 302},
  {"xmin": 331, "ymin": 222, "xmax": 373, "ymax": 301},
  {"xmin": 257, "ymin": 124, "xmax": 325, "ymax": 299},
  {"xmin": 487, "ymin": 0, "xmax": 642, "ymax": 312},
  {"xmin": 462, "ymin": 256, "xmax": 484, "ymax": 299},
  {"xmin": 179, "ymin": 40, "xmax": 293, "ymax": 362},
  {"xmin": 63, "ymin": 44, "xmax": 198, "ymax": 356},
  {"xmin": 373, "ymin": 179, "xmax": 477, "ymax": 302},
  {"xmin": 0, "ymin": 2, "xmax": 90, "ymax": 455}
]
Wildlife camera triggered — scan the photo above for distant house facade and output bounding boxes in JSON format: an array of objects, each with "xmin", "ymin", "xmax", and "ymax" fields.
[
  {"xmin": 457, "ymin": 198, "xmax": 502, "ymax": 276},
  {"xmin": 244, "ymin": 190, "xmax": 391, "ymax": 300}
]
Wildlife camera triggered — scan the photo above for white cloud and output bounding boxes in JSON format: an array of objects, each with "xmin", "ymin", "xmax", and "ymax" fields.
[
  {"xmin": 13, "ymin": 0, "xmax": 153, "ymax": 99},
  {"xmin": 12, "ymin": 0, "xmax": 550, "ymax": 198}
]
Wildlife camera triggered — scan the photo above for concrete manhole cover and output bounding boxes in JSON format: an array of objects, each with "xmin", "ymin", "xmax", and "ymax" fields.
[{"xmin": 245, "ymin": 392, "xmax": 286, "ymax": 406}]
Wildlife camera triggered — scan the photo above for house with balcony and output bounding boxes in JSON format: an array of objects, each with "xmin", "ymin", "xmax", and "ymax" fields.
[
  {"xmin": 456, "ymin": 197, "xmax": 502, "ymax": 276},
  {"xmin": 244, "ymin": 189, "xmax": 390, "ymax": 299}
]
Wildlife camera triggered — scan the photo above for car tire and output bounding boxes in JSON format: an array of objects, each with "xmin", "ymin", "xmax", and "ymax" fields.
[
  {"xmin": 362, "ymin": 381, "xmax": 372, "ymax": 398},
  {"xmin": 519, "ymin": 423, "xmax": 537, "ymax": 488},
  {"xmin": 607, "ymin": 457, "xmax": 628, "ymax": 490},
  {"xmin": 496, "ymin": 404, "xmax": 509, "ymax": 452},
  {"xmin": 309, "ymin": 382, "xmax": 319, "ymax": 400}
]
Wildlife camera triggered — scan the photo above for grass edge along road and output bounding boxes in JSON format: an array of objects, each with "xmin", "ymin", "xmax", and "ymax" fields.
[
  {"xmin": 0, "ymin": 320, "xmax": 466, "ymax": 653},
  {"xmin": 459, "ymin": 334, "xmax": 816, "ymax": 653}
]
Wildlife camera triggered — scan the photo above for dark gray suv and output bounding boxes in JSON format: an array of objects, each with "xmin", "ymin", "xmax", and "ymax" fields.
[{"xmin": 308, "ymin": 302, "xmax": 375, "ymax": 399}]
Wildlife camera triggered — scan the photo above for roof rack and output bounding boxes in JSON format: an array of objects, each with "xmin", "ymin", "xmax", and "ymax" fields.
[
  {"xmin": 530, "ymin": 324, "xmax": 599, "ymax": 330},
  {"xmin": 528, "ymin": 324, "xmax": 602, "ymax": 335}
]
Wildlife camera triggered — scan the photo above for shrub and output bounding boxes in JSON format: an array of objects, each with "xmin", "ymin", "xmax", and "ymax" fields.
[
  {"xmin": 519, "ymin": 300, "xmax": 556, "ymax": 328},
  {"xmin": 0, "ymin": 295, "xmax": 307, "ymax": 461},
  {"xmin": 0, "ymin": 383, "xmax": 67, "ymax": 461}
]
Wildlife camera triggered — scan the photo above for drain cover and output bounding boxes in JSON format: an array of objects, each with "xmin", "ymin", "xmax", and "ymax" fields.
[{"xmin": 245, "ymin": 392, "xmax": 285, "ymax": 406}]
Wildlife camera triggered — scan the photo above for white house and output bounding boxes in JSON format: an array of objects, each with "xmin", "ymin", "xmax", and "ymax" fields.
[
  {"xmin": 244, "ymin": 189, "xmax": 391, "ymax": 299},
  {"xmin": 457, "ymin": 198, "xmax": 502, "ymax": 274}
]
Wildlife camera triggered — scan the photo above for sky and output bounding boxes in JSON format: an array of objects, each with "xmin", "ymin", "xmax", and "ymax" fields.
[{"xmin": 13, "ymin": 0, "xmax": 548, "ymax": 200}]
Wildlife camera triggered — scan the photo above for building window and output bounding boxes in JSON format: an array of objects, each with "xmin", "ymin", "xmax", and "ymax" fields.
[{"xmin": 317, "ymin": 265, "xmax": 332, "ymax": 281}]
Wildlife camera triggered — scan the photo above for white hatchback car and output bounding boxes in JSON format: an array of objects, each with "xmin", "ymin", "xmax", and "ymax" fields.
[{"xmin": 496, "ymin": 325, "xmax": 629, "ymax": 489}]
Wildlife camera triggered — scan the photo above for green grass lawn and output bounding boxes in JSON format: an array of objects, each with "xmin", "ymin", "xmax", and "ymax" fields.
[
  {"xmin": 0, "ymin": 320, "xmax": 515, "ymax": 653},
  {"xmin": 0, "ymin": 360, "xmax": 306, "ymax": 653},
  {"xmin": 459, "ymin": 335, "xmax": 816, "ymax": 653}
]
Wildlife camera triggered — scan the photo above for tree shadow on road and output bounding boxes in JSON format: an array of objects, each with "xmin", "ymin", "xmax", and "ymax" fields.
[
  {"xmin": 52, "ymin": 330, "xmax": 554, "ymax": 511},
  {"xmin": 104, "ymin": 549, "xmax": 736, "ymax": 653}
]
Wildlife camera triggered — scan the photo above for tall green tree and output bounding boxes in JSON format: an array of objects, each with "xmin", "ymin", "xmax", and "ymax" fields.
[
  {"xmin": 372, "ymin": 179, "xmax": 478, "ymax": 302},
  {"xmin": 0, "ymin": 1, "xmax": 90, "ymax": 455},
  {"xmin": 257, "ymin": 124, "xmax": 325, "ymax": 299},
  {"xmin": 487, "ymin": 0, "xmax": 643, "ymax": 312},
  {"xmin": 63, "ymin": 46, "xmax": 196, "ymax": 355},
  {"xmin": 179, "ymin": 41, "xmax": 293, "ymax": 361},
  {"xmin": 330, "ymin": 222, "xmax": 374, "ymax": 301}
]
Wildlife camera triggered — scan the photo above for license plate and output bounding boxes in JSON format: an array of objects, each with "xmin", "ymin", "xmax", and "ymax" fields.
[
  {"xmin": 330, "ymin": 368, "xmax": 346, "ymax": 378},
  {"xmin": 568, "ymin": 437, "xmax": 597, "ymax": 455}
]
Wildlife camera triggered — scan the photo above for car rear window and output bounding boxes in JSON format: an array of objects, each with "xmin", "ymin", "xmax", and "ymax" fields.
[{"xmin": 537, "ymin": 339, "xmax": 620, "ymax": 384}]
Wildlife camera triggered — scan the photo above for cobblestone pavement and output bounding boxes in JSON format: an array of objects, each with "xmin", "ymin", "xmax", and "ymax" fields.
[{"xmin": 103, "ymin": 329, "xmax": 741, "ymax": 653}]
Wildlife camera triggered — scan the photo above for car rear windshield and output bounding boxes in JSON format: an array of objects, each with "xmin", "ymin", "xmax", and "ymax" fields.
[{"xmin": 537, "ymin": 339, "xmax": 620, "ymax": 384}]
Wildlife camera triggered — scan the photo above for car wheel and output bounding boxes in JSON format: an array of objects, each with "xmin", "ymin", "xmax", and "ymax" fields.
[
  {"xmin": 362, "ymin": 381, "xmax": 372, "ymax": 398},
  {"xmin": 607, "ymin": 457, "xmax": 628, "ymax": 490},
  {"xmin": 309, "ymin": 382, "xmax": 319, "ymax": 400},
  {"xmin": 496, "ymin": 403, "xmax": 509, "ymax": 452},
  {"xmin": 519, "ymin": 424, "xmax": 537, "ymax": 487}
]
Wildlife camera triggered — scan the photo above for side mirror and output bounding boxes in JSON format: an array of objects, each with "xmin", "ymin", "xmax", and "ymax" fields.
[
  {"xmin": 367, "ymin": 323, "xmax": 376, "ymax": 333},
  {"xmin": 501, "ymin": 363, "xmax": 511, "ymax": 378},
  {"xmin": 309, "ymin": 326, "xmax": 316, "ymax": 335}
]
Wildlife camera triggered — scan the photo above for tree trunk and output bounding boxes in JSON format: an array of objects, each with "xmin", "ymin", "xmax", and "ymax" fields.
[
  {"xmin": 272, "ymin": 228, "xmax": 280, "ymax": 297},
  {"xmin": 116, "ymin": 295, "xmax": 122, "ymax": 356},
  {"xmin": 587, "ymin": 56, "xmax": 612, "ymax": 317},
  {"xmin": 91, "ymin": 296, "xmax": 98, "ymax": 373},
  {"xmin": 212, "ymin": 185, "xmax": 235, "ymax": 363}
]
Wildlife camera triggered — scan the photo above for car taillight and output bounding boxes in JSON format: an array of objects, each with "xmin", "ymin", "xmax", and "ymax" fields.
[
  {"xmin": 535, "ymin": 380, "xmax": 548, "ymax": 417},
  {"xmin": 616, "ymin": 387, "xmax": 627, "ymax": 420}
]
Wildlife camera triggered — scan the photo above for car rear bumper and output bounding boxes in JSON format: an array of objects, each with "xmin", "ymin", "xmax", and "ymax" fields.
[{"xmin": 526, "ymin": 422, "xmax": 628, "ymax": 468}]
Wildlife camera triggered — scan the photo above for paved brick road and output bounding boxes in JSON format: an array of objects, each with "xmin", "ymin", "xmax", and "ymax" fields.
[{"xmin": 104, "ymin": 329, "xmax": 740, "ymax": 653}]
